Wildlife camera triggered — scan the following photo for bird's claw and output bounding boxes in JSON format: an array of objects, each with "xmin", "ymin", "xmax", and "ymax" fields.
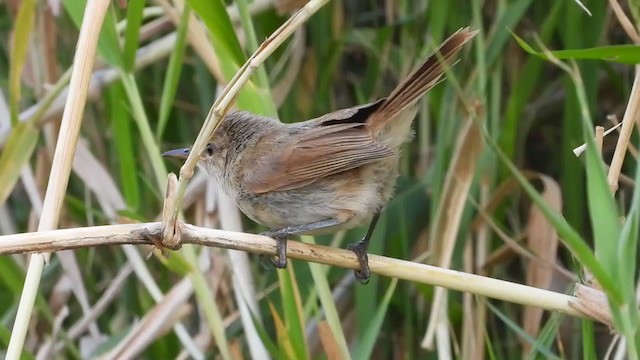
[
  {"xmin": 347, "ymin": 238, "xmax": 370, "ymax": 284},
  {"xmin": 261, "ymin": 231, "xmax": 288, "ymax": 269}
]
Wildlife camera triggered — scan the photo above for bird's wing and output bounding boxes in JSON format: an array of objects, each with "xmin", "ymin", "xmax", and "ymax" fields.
[{"xmin": 244, "ymin": 119, "xmax": 394, "ymax": 194}]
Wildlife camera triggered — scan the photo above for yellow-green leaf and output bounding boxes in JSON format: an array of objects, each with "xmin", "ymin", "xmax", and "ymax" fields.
[
  {"xmin": 9, "ymin": 0, "xmax": 37, "ymax": 126},
  {"xmin": 0, "ymin": 123, "xmax": 39, "ymax": 206}
]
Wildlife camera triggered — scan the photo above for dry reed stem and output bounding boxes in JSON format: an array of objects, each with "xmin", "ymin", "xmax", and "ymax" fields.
[
  {"xmin": 608, "ymin": 0, "xmax": 640, "ymax": 44},
  {"xmin": 595, "ymin": 126, "xmax": 604, "ymax": 154},
  {"xmin": 607, "ymin": 67, "xmax": 640, "ymax": 193},
  {"xmin": 0, "ymin": 222, "xmax": 600, "ymax": 321},
  {"xmin": 162, "ymin": 0, "xmax": 330, "ymax": 248},
  {"xmin": 572, "ymin": 122, "xmax": 622, "ymax": 156},
  {"xmin": 6, "ymin": 0, "xmax": 111, "ymax": 358}
]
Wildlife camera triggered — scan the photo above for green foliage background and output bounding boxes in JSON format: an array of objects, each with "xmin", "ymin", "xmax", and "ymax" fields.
[{"xmin": 1, "ymin": 0, "xmax": 640, "ymax": 358}]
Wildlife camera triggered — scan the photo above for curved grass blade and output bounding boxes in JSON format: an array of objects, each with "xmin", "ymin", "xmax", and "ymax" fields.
[{"xmin": 512, "ymin": 31, "xmax": 640, "ymax": 64}]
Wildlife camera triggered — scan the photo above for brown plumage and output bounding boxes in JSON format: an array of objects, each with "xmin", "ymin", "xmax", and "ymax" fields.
[{"xmin": 163, "ymin": 27, "xmax": 477, "ymax": 282}]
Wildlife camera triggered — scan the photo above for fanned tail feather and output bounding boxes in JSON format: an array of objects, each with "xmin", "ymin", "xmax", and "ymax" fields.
[{"xmin": 368, "ymin": 27, "xmax": 477, "ymax": 131}]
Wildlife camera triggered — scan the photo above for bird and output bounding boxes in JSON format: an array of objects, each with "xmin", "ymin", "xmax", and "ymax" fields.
[{"xmin": 163, "ymin": 27, "xmax": 477, "ymax": 283}]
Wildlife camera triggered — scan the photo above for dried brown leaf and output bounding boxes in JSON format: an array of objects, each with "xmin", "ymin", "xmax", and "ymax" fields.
[
  {"xmin": 522, "ymin": 175, "xmax": 562, "ymax": 349},
  {"xmin": 318, "ymin": 320, "xmax": 343, "ymax": 360}
]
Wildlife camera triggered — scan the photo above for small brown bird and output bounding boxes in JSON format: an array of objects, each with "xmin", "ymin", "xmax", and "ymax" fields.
[{"xmin": 164, "ymin": 28, "xmax": 476, "ymax": 282}]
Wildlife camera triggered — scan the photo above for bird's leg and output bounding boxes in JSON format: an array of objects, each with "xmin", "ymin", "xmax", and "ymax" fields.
[
  {"xmin": 347, "ymin": 212, "xmax": 381, "ymax": 284},
  {"xmin": 260, "ymin": 218, "xmax": 341, "ymax": 269}
]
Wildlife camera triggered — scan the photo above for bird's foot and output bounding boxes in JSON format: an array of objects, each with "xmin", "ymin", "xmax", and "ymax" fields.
[
  {"xmin": 260, "ymin": 230, "xmax": 288, "ymax": 269},
  {"xmin": 347, "ymin": 238, "xmax": 370, "ymax": 284}
]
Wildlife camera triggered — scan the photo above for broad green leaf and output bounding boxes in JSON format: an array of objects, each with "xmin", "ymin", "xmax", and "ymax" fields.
[
  {"xmin": 123, "ymin": 0, "xmax": 145, "ymax": 71},
  {"xmin": 0, "ymin": 122, "xmax": 38, "ymax": 206},
  {"xmin": 63, "ymin": 0, "xmax": 123, "ymax": 68},
  {"xmin": 185, "ymin": 0, "xmax": 244, "ymax": 63},
  {"xmin": 570, "ymin": 70, "xmax": 622, "ymax": 302},
  {"xmin": 9, "ymin": 0, "xmax": 36, "ymax": 126},
  {"xmin": 583, "ymin": 138, "xmax": 620, "ymax": 275},
  {"xmin": 186, "ymin": 0, "xmax": 276, "ymax": 116},
  {"xmin": 512, "ymin": 31, "xmax": 640, "ymax": 64}
]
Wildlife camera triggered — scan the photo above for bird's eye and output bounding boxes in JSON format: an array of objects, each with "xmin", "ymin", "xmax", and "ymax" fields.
[{"xmin": 206, "ymin": 143, "xmax": 215, "ymax": 156}]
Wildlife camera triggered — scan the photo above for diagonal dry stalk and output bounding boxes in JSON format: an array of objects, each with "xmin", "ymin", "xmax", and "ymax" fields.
[
  {"xmin": 0, "ymin": 221, "xmax": 612, "ymax": 324},
  {"xmin": 606, "ymin": 67, "xmax": 640, "ymax": 193},
  {"xmin": 160, "ymin": 0, "xmax": 331, "ymax": 248},
  {"xmin": 6, "ymin": 0, "xmax": 112, "ymax": 359}
]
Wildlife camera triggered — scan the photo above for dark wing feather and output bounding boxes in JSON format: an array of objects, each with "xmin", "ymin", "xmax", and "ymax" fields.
[{"xmin": 245, "ymin": 123, "xmax": 394, "ymax": 194}]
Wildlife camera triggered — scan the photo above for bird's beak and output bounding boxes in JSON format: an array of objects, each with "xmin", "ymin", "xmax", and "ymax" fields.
[{"xmin": 162, "ymin": 147, "xmax": 190, "ymax": 159}]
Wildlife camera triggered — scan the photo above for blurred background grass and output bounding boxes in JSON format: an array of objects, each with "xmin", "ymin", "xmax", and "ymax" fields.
[{"xmin": 1, "ymin": 0, "xmax": 640, "ymax": 358}]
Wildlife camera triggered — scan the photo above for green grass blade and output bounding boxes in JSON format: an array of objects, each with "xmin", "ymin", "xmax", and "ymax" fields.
[
  {"xmin": 483, "ymin": 126, "xmax": 620, "ymax": 301},
  {"xmin": 487, "ymin": 302, "xmax": 561, "ymax": 360},
  {"xmin": 107, "ymin": 82, "xmax": 140, "ymax": 210},
  {"xmin": 484, "ymin": 0, "xmax": 532, "ymax": 66},
  {"xmin": 186, "ymin": 0, "xmax": 276, "ymax": 116},
  {"xmin": 0, "ymin": 256, "xmax": 26, "ymax": 298},
  {"xmin": 248, "ymin": 309, "xmax": 282, "ymax": 358},
  {"xmin": 122, "ymin": 0, "xmax": 145, "ymax": 71},
  {"xmin": 353, "ymin": 278, "xmax": 398, "ymax": 360},
  {"xmin": 156, "ymin": 5, "xmax": 191, "ymax": 140},
  {"xmin": 526, "ymin": 313, "xmax": 563, "ymax": 360},
  {"xmin": 302, "ymin": 236, "xmax": 351, "ymax": 360},
  {"xmin": 63, "ymin": 0, "xmax": 123, "ymax": 68},
  {"xmin": 581, "ymin": 319, "xmax": 596, "ymax": 360},
  {"xmin": 569, "ymin": 68, "xmax": 623, "ymax": 304},
  {"xmin": 8, "ymin": 0, "xmax": 36, "ymax": 126},
  {"xmin": 277, "ymin": 263, "xmax": 310, "ymax": 359},
  {"xmin": 235, "ymin": 0, "xmax": 274, "ymax": 105},
  {"xmin": 182, "ymin": 245, "xmax": 232, "ymax": 360},
  {"xmin": 512, "ymin": 32, "xmax": 640, "ymax": 64},
  {"xmin": 0, "ymin": 122, "xmax": 38, "ymax": 206},
  {"xmin": 185, "ymin": 0, "xmax": 244, "ymax": 63},
  {"xmin": 499, "ymin": 2, "xmax": 560, "ymax": 159}
]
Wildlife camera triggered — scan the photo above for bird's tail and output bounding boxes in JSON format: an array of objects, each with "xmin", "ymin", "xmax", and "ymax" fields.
[{"xmin": 368, "ymin": 27, "xmax": 477, "ymax": 133}]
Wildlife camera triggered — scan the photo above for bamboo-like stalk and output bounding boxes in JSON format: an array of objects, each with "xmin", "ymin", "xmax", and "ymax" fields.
[
  {"xmin": 6, "ymin": 0, "xmax": 111, "ymax": 358},
  {"xmin": 0, "ymin": 221, "xmax": 600, "ymax": 321}
]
